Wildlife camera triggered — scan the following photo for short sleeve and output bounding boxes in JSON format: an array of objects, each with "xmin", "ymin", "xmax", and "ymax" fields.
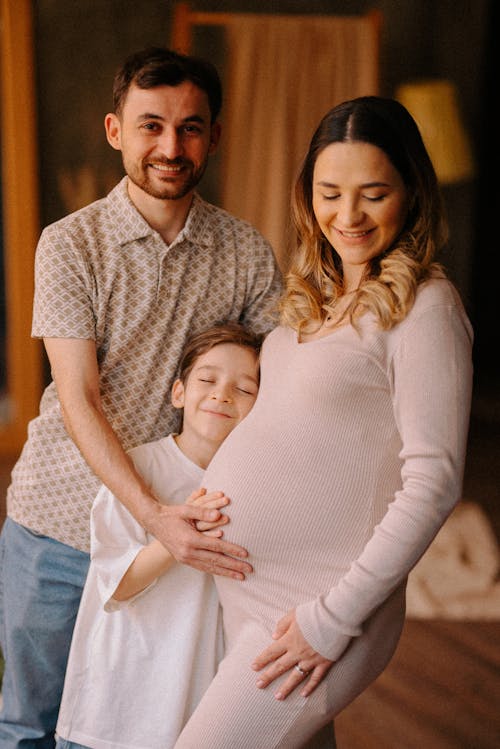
[
  {"xmin": 90, "ymin": 484, "xmax": 157, "ymax": 612},
  {"xmin": 32, "ymin": 223, "xmax": 96, "ymax": 339},
  {"xmin": 240, "ymin": 232, "xmax": 283, "ymax": 335}
]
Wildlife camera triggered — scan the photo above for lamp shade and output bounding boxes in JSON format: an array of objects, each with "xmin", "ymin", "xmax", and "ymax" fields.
[{"xmin": 395, "ymin": 79, "xmax": 475, "ymax": 185}]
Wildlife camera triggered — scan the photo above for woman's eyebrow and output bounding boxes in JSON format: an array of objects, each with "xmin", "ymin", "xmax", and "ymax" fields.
[{"xmin": 316, "ymin": 180, "xmax": 391, "ymax": 188}]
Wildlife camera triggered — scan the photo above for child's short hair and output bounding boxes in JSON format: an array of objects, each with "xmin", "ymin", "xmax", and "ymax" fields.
[{"xmin": 178, "ymin": 322, "xmax": 263, "ymax": 383}]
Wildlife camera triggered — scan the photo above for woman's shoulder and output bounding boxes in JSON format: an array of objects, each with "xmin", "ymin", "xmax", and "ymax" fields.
[
  {"xmin": 262, "ymin": 323, "xmax": 292, "ymax": 343},
  {"xmin": 403, "ymin": 276, "xmax": 473, "ymax": 342},
  {"xmin": 259, "ymin": 324, "xmax": 296, "ymax": 358},
  {"xmin": 414, "ymin": 275, "xmax": 467, "ymax": 314}
]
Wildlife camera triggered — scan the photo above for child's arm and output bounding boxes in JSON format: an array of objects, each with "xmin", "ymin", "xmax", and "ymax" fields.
[
  {"xmin": 112, "ymin": 488, "xmax": 229, "ymax": 602},
  {"xmin": 112, "ymin": 539, "xmax": 175, "ymax": 601}
]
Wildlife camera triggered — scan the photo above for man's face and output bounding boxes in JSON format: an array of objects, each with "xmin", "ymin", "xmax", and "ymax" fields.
[{"xmin": 105, "ymin": 82, "xmax": 220, "ymax": 201}]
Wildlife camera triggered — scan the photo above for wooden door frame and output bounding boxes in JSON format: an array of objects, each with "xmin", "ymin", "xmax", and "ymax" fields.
[{"xmin": 0, "ymin": 0, "xmax": 42, "ymax": 456}]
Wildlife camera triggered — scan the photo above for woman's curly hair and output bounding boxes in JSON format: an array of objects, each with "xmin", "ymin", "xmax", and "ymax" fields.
[{"xmin": 280, "ymin": 96, "xmax": 448, "ymax": 334}]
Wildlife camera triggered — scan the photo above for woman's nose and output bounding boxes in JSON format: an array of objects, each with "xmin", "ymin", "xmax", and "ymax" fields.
[{"xmin": 338, "ymin": 198, "xmax": 364, "ymax": 227}]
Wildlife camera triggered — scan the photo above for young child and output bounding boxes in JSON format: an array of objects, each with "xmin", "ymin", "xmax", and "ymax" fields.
[{"xmin": 55, "ymin": 322, "xmax": 262, "ymax": 749}]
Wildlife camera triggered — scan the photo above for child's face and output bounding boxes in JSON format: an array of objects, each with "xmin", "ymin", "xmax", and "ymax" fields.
[{"xmin": 172, "ymin": 343, "xmax": 259, "ymax": 454}]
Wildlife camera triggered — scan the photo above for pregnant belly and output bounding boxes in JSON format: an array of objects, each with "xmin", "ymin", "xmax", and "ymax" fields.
[
  {"xmin": 207, "ymin": 413, "xmax": 371, "ymax": 547},
  {"xmin": 204, "ymin": 420, "xmax": 368, "ymax": 623}
]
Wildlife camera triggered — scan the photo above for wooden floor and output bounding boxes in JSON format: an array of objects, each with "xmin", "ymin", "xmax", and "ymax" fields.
[
  {"xmin": 0, "ymin": 408, "xmax": 499, "ymax": 748},
  {"xmin": 335, "ymin": 619, "xmax": 500, "ymax": 748}
]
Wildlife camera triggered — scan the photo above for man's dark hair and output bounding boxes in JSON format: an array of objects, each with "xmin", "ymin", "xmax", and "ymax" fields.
[{"xmin": 113, "ymin": 46, "xmax": 222, "ymax": 122}]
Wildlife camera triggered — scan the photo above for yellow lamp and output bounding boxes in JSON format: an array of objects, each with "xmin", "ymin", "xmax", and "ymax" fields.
[{"xmin": 396, "ymin": 79, "xmax": 475, "ymax": 185}]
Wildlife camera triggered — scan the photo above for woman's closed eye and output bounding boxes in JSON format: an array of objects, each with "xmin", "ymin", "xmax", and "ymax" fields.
[
  {"xmin": 320, "ymin": 192, "xmax": 388, "ymax": 202},
  {"xmin": 364, "ymin": 193, "xmax": 387, "ymax": 202}
]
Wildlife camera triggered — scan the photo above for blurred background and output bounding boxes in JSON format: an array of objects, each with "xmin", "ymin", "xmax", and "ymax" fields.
[
  {"xmin": 2, "ymin": 0, "xmax": 499, "ymax": 441},
  {"xmin": 0, "ymin": 1, "xmax": 499, "ymax": 746}
]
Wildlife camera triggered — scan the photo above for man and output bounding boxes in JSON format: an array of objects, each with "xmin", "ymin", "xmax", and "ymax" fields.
[{"xmin": 0, "ymin": 47, "xmax": 282, "ymax": 748}]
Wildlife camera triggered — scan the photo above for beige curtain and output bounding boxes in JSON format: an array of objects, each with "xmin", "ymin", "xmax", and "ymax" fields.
[{"xmin": 220, "ymin": 14, "xmax": 380, "ymax": 269}]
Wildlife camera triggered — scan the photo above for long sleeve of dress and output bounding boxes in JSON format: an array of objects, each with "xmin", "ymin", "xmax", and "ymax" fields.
[{"xmin": 295, "ymin": 294, "xmax": 473, "ymax": 660}]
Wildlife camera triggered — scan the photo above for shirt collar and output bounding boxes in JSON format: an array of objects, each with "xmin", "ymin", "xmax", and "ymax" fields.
[
  {"xmin": 106, "ymin": 177, "xmax": 153, "ymax": 245},
  {"xmin": 169, "ymin": 192, "xmax": 216, "ymax": 250}
]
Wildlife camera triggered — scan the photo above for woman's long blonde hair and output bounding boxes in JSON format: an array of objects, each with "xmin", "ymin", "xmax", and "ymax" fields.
[{"xmin": 280, "ymin": 97, "xmax": 448, "ymax": 333}]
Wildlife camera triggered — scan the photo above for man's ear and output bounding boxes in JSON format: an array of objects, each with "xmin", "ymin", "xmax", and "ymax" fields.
[
  {"xmin": 104, "ymin": 113, "xmax": 122, "ymax": 151},
  {"xmin": 171, "ymin": 379, "xmax": 185, "ymax": 409},
  {"xmin": 208, "ymin": 121, "xmax": 221, "ymax": 156}
]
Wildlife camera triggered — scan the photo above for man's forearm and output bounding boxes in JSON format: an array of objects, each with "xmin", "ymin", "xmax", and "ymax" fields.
[{"xmin": 61, "ymin": 397, "xmax": 161, "ymax": 530}]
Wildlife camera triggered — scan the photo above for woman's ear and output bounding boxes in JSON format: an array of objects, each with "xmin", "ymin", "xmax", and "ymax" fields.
[{"xmin": 171, "ymin": 379, "xmax": 185, "ymax": 409}]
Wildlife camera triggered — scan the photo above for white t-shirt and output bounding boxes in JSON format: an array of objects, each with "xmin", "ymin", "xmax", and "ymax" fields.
[{"xmin": 56, "ymin": 434, "xmax": 224, "ymax": 749}]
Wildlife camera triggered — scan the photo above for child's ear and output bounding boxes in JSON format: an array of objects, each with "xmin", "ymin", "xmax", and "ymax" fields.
[{"xmin": 171, "ymin": 379, "xmax": 185, "ymax": 409}]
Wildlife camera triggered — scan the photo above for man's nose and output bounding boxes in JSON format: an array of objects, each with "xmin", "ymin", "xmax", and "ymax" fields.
[{"xmin": 158, "ymin": 128, "xmax": 184, "ymax": 160}]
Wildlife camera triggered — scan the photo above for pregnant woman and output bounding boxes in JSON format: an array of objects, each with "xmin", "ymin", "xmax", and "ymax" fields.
[{"xmin": 174, "ymin": 96, "xmax": 473, "ymax": 748}]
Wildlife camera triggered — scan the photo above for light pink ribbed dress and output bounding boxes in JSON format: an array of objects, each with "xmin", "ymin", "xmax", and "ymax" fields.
[{"xmin": 174, "ymin": 278, "xmax": 473, "ymax": 749}]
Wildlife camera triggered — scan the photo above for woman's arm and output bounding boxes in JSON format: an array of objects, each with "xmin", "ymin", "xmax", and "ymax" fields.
[{"xmin": 295, "ymin": 298, "xmax": 473, "ymax": 662}]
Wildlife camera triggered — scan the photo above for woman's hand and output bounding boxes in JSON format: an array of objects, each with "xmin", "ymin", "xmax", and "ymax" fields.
[
  {"xmin": 251, "ymin": 610, "xmax": 333, "ymax": 700},
  {"xmin": 187, "ymin": 488, "xmax": 230, "ymax": 534}
]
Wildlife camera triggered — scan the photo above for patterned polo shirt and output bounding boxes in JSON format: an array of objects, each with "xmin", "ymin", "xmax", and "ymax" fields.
[{"xmin": 7, "ymin": 177, "xmax": 283, "ymax": 552}]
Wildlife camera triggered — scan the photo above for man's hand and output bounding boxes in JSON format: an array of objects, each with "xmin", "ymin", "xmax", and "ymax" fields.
[
  {"xmin": 251, "ymin": 610, "xmax": 333, "ymax": 699},
  {"xmin": 143, "ymin": 500, "xmax": 252, "ymax": 580}
]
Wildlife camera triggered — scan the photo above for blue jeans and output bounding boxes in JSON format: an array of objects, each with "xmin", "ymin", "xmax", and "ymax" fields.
[
  {"xmin": 0, "ymin": 519, "xmax": 90, "ymax": 749},
  {"xmin": 55, "ymin": 739, "xmax": 89, "ymax": 749}
]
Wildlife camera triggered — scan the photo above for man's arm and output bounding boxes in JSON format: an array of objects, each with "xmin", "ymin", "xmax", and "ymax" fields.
[{"xmin": 44, "ymin": 337, "xmax": 252, "ymax": 580}]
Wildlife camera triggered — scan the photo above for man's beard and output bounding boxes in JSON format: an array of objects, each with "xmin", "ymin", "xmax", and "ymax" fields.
[{"xmin": 124, "ymin": 156, "xmax": 209, "ymax": 201}]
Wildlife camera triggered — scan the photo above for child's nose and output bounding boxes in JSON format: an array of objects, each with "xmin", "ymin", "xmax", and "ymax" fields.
[{"xmin": 210, "ymin": 388, "xmax": 232, "ymax": 403}]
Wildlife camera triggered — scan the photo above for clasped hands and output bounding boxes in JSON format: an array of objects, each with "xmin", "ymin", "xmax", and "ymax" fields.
[{"xmin": 145, "ymin": 488, "xmax": 252, "ymax": 580}]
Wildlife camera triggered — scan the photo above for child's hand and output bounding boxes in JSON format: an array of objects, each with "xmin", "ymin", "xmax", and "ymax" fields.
[{"xmin": 186, "ymin": 488, "xmax": 230, "ymax": 534}]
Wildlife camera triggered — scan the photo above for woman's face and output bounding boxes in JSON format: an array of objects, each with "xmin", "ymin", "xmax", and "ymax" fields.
[{"xmin": 312, "ymin": 141, "xmax": 410, "ymax": 290}]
